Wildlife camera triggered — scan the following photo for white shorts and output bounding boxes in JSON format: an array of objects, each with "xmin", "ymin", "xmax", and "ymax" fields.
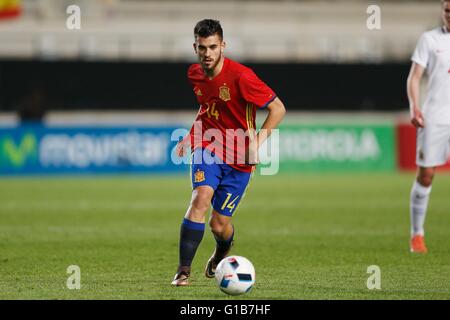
[{"xmin": 416, "ymin": 124, "xmax": 450, "ymax": 167}]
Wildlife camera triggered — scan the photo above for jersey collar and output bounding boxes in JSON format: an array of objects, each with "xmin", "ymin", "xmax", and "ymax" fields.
[{"xmin": 205, "ymin": 57, "xmax": 228, "ymax": 81}]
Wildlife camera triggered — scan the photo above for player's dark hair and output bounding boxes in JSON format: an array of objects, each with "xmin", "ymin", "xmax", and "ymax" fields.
[{"xmin": 194, "ymin": 19, "xmax": 223, "ymax": 40}]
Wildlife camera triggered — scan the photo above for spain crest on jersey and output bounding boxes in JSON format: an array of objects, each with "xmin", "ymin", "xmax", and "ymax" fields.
[
  {"xmin": 194, "ymin": 170, "xmax": 205, "ymax": 183},
  {"xmin": 219, "ymin": 85, "xmax": 231, "ymax": 102}
]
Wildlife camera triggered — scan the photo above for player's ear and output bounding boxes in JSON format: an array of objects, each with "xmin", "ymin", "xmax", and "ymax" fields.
[
  {"xmin": 221, "ymin": 41, "xmax": 226, "ymax": 52},
  {"xmin": 193, "ymin": 43, "xmax": 198, "ymax": 54}
]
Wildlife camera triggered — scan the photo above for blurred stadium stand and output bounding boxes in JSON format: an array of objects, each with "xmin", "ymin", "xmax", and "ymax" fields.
[
  {"xmin": 0, "ymin": 0, "xmax": 437, "ymax": 119},
  {"xmin": 0, "ymin": 0, "xmax": 441, "ymax": 62}
]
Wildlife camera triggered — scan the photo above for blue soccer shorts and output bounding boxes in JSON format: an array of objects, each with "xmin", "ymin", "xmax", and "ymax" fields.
[{"xmin": 190, "ymin": 148, "xmax": 252, "ymax": 217}]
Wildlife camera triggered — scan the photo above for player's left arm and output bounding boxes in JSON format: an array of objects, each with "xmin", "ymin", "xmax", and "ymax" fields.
[
  {"xmin": 238, "ymin": 69, "xmax": 286, "ymax": 163},
  {"xmin": 246, "ymin": 97, "xmax": 285, "ymax": 165},
  {"xmin": 256, "ymin": 97, "xmax": 286, "ymax": 148}
]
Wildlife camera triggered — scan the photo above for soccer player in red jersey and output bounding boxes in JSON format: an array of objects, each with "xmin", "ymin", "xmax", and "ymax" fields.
[{"xmin": 171, "ymin": 19, "xmax": 286, "ymax": 286}]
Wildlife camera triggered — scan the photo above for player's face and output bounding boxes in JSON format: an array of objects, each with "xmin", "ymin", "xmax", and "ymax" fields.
[
  {"xmin": 443, "ymin": 1, "xmax": 450, "ymax": 29},
  {"xmin": 194, "ymin": 34, "xmax": 225, "ymax": 72}
]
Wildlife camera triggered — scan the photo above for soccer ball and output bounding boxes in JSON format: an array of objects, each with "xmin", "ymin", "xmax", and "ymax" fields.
[{"xmin": 215, "ymin": 255, "xmax": 255, "ymax": 296}]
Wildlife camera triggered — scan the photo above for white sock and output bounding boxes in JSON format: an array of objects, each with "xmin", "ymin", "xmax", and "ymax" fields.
[{"xmin": 410, "ymin": 180, "xmax": 432, "ymax": 237}]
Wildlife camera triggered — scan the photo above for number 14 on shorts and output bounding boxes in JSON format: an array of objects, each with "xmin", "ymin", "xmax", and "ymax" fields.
[{"xmin": 221, "ymin": 193, "xmax": 240, "ymax": 213}]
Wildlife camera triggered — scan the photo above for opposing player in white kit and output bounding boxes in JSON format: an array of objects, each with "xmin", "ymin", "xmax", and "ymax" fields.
[{"xmin": 407, "ymin": 0, "xmax": 450, "ymax": 253}]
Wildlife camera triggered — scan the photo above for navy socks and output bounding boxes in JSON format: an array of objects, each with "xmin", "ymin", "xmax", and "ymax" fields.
[
  {"xmin": 214, "ymin": 225, "xmax": 234, "ymax": 256},
  {"xmin": 179, "ymin": 218, "xmax": 205, "ymax": 268}
]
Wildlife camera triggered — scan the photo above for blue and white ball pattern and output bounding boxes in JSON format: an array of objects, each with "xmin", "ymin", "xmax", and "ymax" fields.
[{"xmin": 215, "ymin": 255, "xmax": 255, "ymax": 295}]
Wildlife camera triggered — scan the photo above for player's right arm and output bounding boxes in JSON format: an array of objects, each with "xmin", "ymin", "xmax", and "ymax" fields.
[
  {"xmin": 407, "ymin": 62, "xmax": 426, "ymax": 128},
  {"xmin": 176, "ymin": 135, "xmax": 189, "ymax": 157},
  {"xmin": 180, "ymin": 64, "xmax": 203, "ymax": 157}
]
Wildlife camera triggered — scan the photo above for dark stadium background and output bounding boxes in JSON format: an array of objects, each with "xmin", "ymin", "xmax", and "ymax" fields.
[{"xmin": 0, "ymin": 60, "xmax": 410, "ymax": 118}]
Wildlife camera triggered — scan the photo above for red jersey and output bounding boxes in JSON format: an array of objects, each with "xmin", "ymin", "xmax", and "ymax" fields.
[{"xmin": 187, "ymin": 57, "xmax": 276, "ymax": 173}]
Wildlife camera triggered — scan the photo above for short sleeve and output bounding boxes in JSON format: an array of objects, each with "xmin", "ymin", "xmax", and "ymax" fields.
[
  {"xmin": 411, "ymin": 34, "xmax": 430, "ymax": 68},
  {"xmin": 239, "ymin": 69, "xmax": 276, "ymax": 108}
]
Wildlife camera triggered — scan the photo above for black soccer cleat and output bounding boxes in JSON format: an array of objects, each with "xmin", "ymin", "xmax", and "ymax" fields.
[{"xmin": 204, "ymin": 241, "xmax": 234, "ymax": 278}]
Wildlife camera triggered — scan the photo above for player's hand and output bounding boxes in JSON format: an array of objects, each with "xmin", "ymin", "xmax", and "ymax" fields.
[
  {"xmin": 411, "ymin": 108, "xmax": 425, "ymax": 128},
  {"xmin": 245, "ymin": 140, "xmax": 259, "ymax": 165},
  {"xmin": 176, "ymin": 137, "xmax": 189, "ymax": 158}
]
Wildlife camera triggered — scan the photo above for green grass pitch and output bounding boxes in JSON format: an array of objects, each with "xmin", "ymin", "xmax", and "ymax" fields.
[{"xmin": 1, "ymin": 172, "xmax": 450, "ymax": 300}]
